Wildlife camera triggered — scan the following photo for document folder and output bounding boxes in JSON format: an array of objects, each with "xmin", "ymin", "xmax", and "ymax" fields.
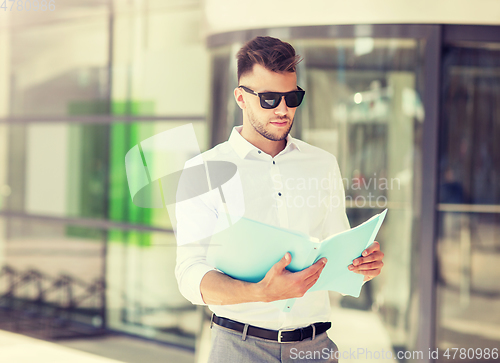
[{"xmin": 207, "ymin": 209, "xmax": 387, "ymax": 312}]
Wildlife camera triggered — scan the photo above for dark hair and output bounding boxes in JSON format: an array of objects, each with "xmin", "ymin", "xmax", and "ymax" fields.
[{"xmin": 236, "ymin": 36, "xmax": 302, "ymax": 82}]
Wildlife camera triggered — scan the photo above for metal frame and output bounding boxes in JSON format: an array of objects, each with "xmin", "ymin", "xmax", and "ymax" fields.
[
  {"xmin": 0, "ymin": 211, "xmax": 175, "ymax": 235},
  {"xmin": 101, "ymin": 0, "xmax": 114, "ymax": 332},
  {"xmin": 0, "ymin": 115, "xmax": 205, "ymax": 124},
  {"xmin": 443, "ymin": 24, "xmax": 500, "ymax": 44},
  {"xmin": 208, "ymin": 24, "xmax": 440, "ymax": 47},
  {"xmin": 438, "ymin": 204, "xmax": 500, "ymax": 213},
  {"xmin": 417, "ymin": 25, "xmax": 442, "ymax": 362}
]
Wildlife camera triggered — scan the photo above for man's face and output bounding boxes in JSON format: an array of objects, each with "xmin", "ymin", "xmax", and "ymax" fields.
[{"xmin": 236, "ymin": 64, "xmax": 299, "ymax": 142}]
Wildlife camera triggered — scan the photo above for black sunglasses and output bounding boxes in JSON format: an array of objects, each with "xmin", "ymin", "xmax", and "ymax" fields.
[{"xmin": 239, "ymin": 85, "xmax": 305, "ymax": 109}]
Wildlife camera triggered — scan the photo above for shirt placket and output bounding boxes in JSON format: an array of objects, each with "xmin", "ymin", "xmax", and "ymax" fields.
[
  {"xmin": 269, "ymin": 158, "xmax": 289, "ymax": 229},
  {"xmin": 268, "ymin": 157, "xmax": 292, "ymax": 324}
]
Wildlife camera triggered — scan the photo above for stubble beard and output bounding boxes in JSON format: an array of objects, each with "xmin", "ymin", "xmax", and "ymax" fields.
[{"xmin": 247, "ymin": 107, "xmax": 293, "ymax": 142}]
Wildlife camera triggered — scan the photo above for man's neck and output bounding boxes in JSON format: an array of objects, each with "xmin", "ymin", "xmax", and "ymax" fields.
[{"xmin": 240, "ymin": 126, "xmax": 286, "ymax": 158}]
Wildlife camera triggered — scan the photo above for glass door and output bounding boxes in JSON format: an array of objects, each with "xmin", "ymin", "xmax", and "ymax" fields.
[
  {"xmin": 294, "ymin": 36, "xmax": 425, "ymax": 359},
  {"xmin": 436, "ymin": 29, "xmax": 500, "ymax": 362}
]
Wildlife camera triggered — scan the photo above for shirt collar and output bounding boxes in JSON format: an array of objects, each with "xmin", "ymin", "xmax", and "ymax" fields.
[{"xmin": 228, "ymin": 125, "xmax": 301, "ymax": 159}]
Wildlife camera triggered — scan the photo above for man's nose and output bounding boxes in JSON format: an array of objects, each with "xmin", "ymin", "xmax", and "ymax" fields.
[{"xmin": 274, "ymin": 96, "xmax": 288, "ymax": 116}]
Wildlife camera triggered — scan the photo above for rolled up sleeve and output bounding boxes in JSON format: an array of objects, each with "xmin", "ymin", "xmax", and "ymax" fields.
[
  {"xmin": 174, "ymin": 160, "xmax": 222, "ymax": 306},
  {"xmin": 175, "ymin": 249, "xmax": 216, "ymax": 306}
]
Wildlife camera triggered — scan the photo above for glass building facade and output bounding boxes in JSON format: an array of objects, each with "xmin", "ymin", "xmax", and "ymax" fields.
[
  {"xmin": 0, "ymin": 1, "xmax": 209, "ymax": 348},
  {"xmin": 1, "ymin": 4, "xmax": 499, "ymax": 363}
]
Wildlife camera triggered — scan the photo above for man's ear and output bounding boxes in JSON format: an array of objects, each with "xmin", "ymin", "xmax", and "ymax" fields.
[{"xmin": 234, "ymin": 87, "xmax": 246, "ymax": 110}]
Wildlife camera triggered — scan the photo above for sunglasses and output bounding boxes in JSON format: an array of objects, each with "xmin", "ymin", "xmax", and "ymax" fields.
[{"xmin": 239, "ymin": 85, "xmax": 305, "ymax": 109}]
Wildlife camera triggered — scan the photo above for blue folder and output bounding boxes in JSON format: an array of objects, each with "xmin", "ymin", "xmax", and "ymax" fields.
[{"xmin": 207, "ymin": 209, "xmax": 387, "ymax": 312}]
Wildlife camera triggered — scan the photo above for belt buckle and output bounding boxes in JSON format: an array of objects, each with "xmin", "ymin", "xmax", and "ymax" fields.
[{"xmin": 277, "ymin": 327, "xmax": 296, "ymax": 343}]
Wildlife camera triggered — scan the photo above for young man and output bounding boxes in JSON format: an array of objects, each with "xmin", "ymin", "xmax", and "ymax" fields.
[{"xmin": 175, "ymin": 36, "xmax": 384, "ymax": 362}]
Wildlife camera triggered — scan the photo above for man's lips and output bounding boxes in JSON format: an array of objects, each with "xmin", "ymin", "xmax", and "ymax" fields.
[{"xmin": 270, "ymin": 120, "xmax": 288, "ymax": 126}]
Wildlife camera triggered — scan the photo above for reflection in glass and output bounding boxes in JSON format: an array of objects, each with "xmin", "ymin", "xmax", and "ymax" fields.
[
  {"xmin": 109, "ymin": 120, "xmax": 208, "ymax": 231},
  {"xmin": 0, "ymin": 217, "xmax": 105, "ymax": 338},
  {"xmin": 439, "ymin": 44, "xmax": 500, "ymax": 206},
  {"xmin": 3, "ymin": 123, "xmax": 109, "ymax": 219},
  {"xmin": 111, "ymin": 5, "xmax": 209, "ymax": 117},
  {"xmin": 1, "ymin": 120, "xmax": 206, "ymax": 230},
  {"xmin": 106, "ymin": 229, "xmax": 197, "ymax": 348},
  {"xmin": 436, "ymin": 212, "xmax": 500, "ymax": 360},
  {"xmin": 436, "ymin": 41, "xmax": 500, "ymax": 362},
  {"xmin": 10, "ymin": 18, "xmax": 109, "ymax": 117},
  {"xmin": 1, "ymin": 0, "xmax": 211, "ymax": 348}
]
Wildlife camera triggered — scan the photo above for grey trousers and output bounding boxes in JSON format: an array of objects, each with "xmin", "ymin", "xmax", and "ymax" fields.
[{"xmin": 208, "ymin": 323, "xmax": 339, "ymax": 363}]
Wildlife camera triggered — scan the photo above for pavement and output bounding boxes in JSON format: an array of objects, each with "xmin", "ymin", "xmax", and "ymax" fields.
[
  {"xmin": 0, "ymin": 330, "xmax": 195, "ymax": 363},
  {"xmin": 0, "ymin": 330, "xmax": 123, "ymax": 363}
]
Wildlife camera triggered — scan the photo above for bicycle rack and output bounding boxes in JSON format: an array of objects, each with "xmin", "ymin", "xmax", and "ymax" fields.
[{"xmin": 0, "ymin": 265, "xmax": 106, "ymax": 340}]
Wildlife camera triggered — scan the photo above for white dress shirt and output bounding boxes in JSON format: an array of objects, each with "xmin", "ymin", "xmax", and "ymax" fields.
[{"xmin": 174, "ymin": 125, "xmax": 350, "ymax": 330}]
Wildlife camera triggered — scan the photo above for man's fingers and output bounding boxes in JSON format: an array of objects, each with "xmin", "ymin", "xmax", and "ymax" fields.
[
  {"xmin": 361, "ymin": 241, "xmax": 380, "ymax": 257},
  {"xmin": 305, "ymin": 278, "xmax": 320, "ymax": 290},
  {"xmin": 317, "ymin": 257, "xmax": 327, "ymax": 266},
  {"xmin": 347, "ymin": 242, "xmax": 384, "ymax": 280},
  {"xmin": 350, "ymin": 260, "xmax": 383, "ymax": 271},
  {"xmin": 304, "ymin": 264, "xmax": 325, "ymax": 282},
  {"xmin": 351, "ymin": 268, "xmax": 382, "ymax": 277},
  {"xmin": 275, "ymin": 252, "xmax": 291, "ymax": 271},
  {"xmin": 305, "ymin": 268, "xmax": 324, "ymax": 285},
  {"xmin": 297, "ymin": 258, "xmax": 327, "ymax": 278},
  {"xmin": 352, "ymin": 250, "xmax": 384, "ymax": 266}
]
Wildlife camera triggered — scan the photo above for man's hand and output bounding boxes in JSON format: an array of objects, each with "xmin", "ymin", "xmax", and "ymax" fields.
[
  {"xmin": 256, "ymin": 252, "xmax": 327, "ymax": 302},
  {"xmin": 348, "ymin": 241, "xmax": 384, "ymax": 282},
  {"xmin": 199, "ymin": 252, "xmax": 326, "ymax": 305}
]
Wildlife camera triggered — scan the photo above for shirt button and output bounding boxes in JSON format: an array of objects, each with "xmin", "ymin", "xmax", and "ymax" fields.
[
  {"xmin": 273, "ymin": 161, "xmax": 275, "ymax": 165},
  {"xmin": 258, "ymin": 150, "xmax": 261, "ymax": 154},
  {"xmin": 278, "ymin": 192, "xmax": 282, "ymax": 196}
]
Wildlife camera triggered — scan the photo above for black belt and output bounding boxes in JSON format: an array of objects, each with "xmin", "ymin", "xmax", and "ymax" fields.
[{"xmin": 211, "ymin": 314, "xmax": 331, "ymax": 343}]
